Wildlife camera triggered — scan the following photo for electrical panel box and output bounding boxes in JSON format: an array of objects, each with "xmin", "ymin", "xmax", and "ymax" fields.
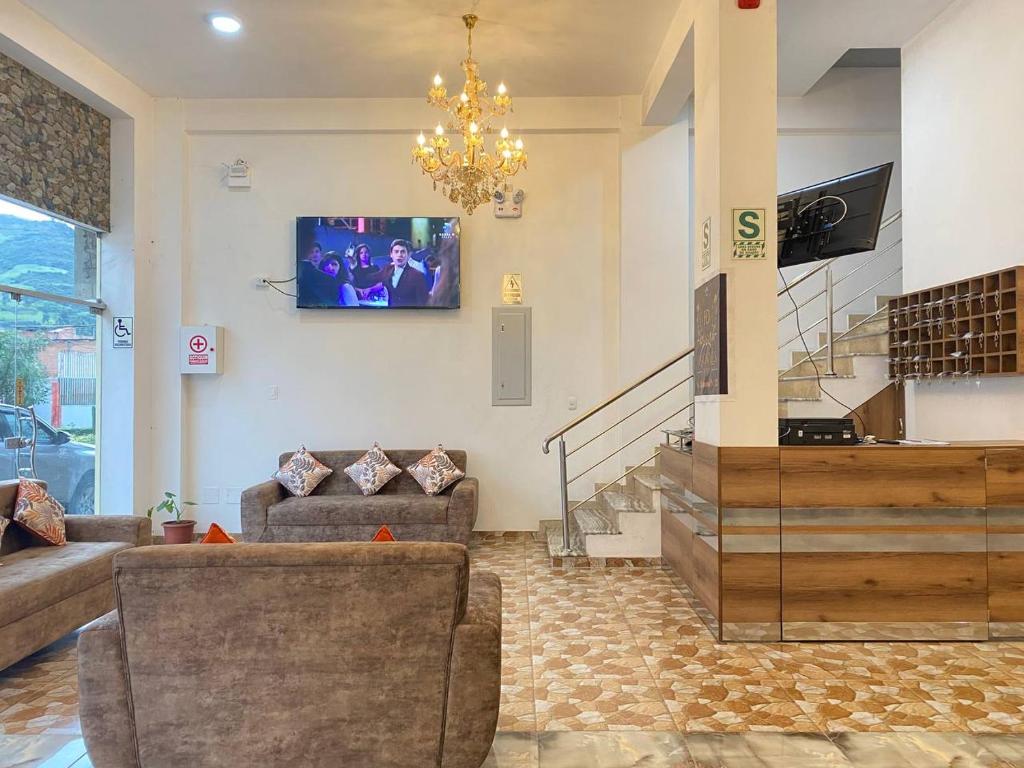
[
  {"xmin": 180, "ymin": 325, "xmax": 224, "ymax": 375},
  {"xmin": 492, "ymin": 307, "xmax": 531, "ymax": 406}
]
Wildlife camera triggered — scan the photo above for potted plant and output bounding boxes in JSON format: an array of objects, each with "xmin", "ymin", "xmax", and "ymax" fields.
[{"xmin": 148, "ymin": 492, "xmax": 198, "ymax": 544}]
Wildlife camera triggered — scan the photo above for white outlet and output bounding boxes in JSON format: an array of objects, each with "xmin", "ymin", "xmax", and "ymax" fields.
[
  {"xmin": 252, "ymin": 275, "xmax": 269, "ymax": 289},
  {"xmin": 225, "ymin": 487, "xmax": 242, "ymax": 504},
  {"xmin": 568, "ymin": 396, "xmax": 578, "ymax": 411},
  {"xmin": 268, "ymin": 385, "xmax": 279, "ymax": 400},
  {"xmin": 201, "ymin": 487, "xmax": 220, "ymax": 505}
]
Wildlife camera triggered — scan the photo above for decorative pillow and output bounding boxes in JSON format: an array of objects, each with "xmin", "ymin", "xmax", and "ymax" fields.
[
  {"xmin": 0, "ymin": 516, "xmax": 8, "ymax": 548},
  {"xmin": 273, "ymin": 445, "xmax": 333, "ymax": 497},
  {"xmin": 13, "ymin": 479, "xmax": 66, "ymax": 546},
  {"xmin": 200, "ymin": 522, "xmax": 236, "ymax": 544},
  {"xmin": 407, "ymin": 445, "xmax": 465, "ymax": 496},
  {"xmin": 371, "ymin": 524, "xmax": 397, "ymax": 542},
  {"xmin": 344, "ymin": 442, "xmax": 401, "ymax": 496}
]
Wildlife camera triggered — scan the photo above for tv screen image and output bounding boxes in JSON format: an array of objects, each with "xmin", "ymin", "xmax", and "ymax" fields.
[{"xmin": 296, "ymin": 216, "xmax": 460, "ymax": 309}]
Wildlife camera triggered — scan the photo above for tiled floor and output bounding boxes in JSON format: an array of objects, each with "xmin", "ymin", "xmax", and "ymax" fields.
[{"xmin": 5, "ymin": 532, "xmax": 1024, "ymax": 766}]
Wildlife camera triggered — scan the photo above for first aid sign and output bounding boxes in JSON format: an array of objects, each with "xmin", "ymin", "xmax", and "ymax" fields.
[{"xmin": 180, "ymin": 326, "xmax": 224, "ymax": 374}]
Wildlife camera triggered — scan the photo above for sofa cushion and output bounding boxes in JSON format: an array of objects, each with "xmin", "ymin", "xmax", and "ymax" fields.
[
  {"xmin": 343, "ymin": 443, "xmax": 402, "ymax": 496},
  {"xmin": 0, "ymin": 541, "xmax": 131, "ymax": 627},
  {"xmin": 267, "ymin": 494, "xmax": 450, "ymax": 527},
  {"xmin": 14, "ymin": 479, "xmax": 66, "ymax": 546},
  {"xmin": 273, "ymin": 445, "xmax": 333, "ymax": 497},
  {"xmin": 279, "ymin": 450, "xmax": 467, "ymax": 496},
  {"xmin": 407, "ymin": 445, "xmax": 466, "ymax": 496}
]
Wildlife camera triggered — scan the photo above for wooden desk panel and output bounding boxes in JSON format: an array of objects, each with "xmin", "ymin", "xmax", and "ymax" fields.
[
  {"xmin": 780, "ymin": 447, "xmax": 986, "ymax": 508},
  {"xmin": 987, "ymin": 448, "xmax": 1024, "ymax": 637}
]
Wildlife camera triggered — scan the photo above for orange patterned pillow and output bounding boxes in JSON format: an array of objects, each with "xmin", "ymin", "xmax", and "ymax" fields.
[
  {"xmin": 13, "ymin": 479, "xmax": 66, "ymax": 546},
  {"xmin": 407, "ymin": 445, "xmax": 465, "ymax": 496},
  {"xmin": 0, "ymin": 516, "xmax": 8, "ymax": 547},
  {"xmin": 273, "ymin": 445, "xmax": 333, "ymax": 497},
  {"xmin": 371, "ymin": 524, "xmax": 396, "ymax": 542},
  {"xmin": 344, "ymin": 443, "xmax": 401, "ymax": 496},
  {"xmin": 200, "ymin": 523, "xmax": 236, "ymax": 544}
]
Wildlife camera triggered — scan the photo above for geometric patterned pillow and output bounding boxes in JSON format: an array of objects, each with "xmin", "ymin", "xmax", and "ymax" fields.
[
  {"xmin": 344, "ymin": 442, "xmax": 401, "ymax": 496},
  {"xmin": 272, "ymin": 445, "xmax": 333, "ymax": 497},
  {"xmin": 13, "ymin": 478, "xmax": 66, "ymax": 546},
  {"xmin": 406, "ymin": 445, "xmax": 465, "ymax": 496}
]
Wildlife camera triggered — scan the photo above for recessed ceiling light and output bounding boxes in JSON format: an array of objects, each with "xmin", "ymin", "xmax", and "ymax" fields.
[{"xmin": 208, "ymin": 14, "xmax": 242, "ymax": 34}]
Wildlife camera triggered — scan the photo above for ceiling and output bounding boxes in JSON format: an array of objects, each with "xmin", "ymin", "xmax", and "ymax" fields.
[
  {"xmin": 17, "ymin": 0, "xmax": 681, "ymax": 98},
  {"xmin": 16, "ymin": 0, "xmax": 956, "ymax": 99}
]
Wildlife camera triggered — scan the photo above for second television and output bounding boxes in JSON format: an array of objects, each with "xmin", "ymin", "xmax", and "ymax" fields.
[{"xmin": 296, "ymin": 216, "xmax": 460, "ymax": 309}]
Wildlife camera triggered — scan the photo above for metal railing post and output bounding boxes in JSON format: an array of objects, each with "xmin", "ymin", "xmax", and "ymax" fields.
[
  {"xmin": 557, "ymin": 437, "xmax": 570, "ymax": 551},
  {"xmin": 824, "ymin": 262, "xmax": 836, "ymax": 376}
]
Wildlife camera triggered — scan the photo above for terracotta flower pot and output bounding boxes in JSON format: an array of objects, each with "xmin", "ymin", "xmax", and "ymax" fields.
[{"xmin": 162, "ymin": 520, "xmax": 197, "ymax": 545}]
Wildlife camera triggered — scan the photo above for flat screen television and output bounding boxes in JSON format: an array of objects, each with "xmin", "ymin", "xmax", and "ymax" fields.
[
  {"xmin": 777, "ymin": 162, "xmax": 893, "ymax": 269},
  {"xmin": 296, "ymin": 216, "xmax": 461, "ymax": 309}
]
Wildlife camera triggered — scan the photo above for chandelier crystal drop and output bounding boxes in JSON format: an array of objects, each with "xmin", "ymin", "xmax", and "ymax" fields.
[{"xmin": 412, "ymin": 13, "xmax": 527, "ymax": 214}]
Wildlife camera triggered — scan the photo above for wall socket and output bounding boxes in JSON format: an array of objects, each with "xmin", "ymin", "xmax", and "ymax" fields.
[
  {"xmin": 225, "ymin": 487, "xmax": 242, "ymax": 505},
  {"xmin": 201, "ymin": 487, "xmax": 220, "ymax": 505}
]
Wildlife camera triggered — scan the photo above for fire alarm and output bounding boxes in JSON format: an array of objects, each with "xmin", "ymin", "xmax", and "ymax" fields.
[{"xmin": 738, "ymin": 0, "xmax": 760, "ymax": 7}]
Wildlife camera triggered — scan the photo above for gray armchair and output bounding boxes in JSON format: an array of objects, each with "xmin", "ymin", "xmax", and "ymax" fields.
[
  {"xmin": 78, "ymin": 542, "xmax": 501, "ymax": 768},
  {"xmin": 241, "ymin": 449, "xmax": 478, "ymax": 544}
]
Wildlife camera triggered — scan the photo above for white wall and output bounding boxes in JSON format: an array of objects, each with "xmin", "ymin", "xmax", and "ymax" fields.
[
  {"xmin": 168, "ymin": 99, "xmax": 632, "ymax": 532},
  {"xmin": 902, "ymin": 0, "xmax": 1024, "ymax": 439},
  {"xmin": 777, "ymin": 67, "xmax": 903, "ymax": 370},
  {"xmin": 618, "ymin": 97, "xmax": 690, "ymax": 467}
]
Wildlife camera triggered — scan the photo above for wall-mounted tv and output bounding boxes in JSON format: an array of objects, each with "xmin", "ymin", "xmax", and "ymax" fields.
[{"xmin": 296, "ymin": 216, "xmax": 460, "ymax": 309}]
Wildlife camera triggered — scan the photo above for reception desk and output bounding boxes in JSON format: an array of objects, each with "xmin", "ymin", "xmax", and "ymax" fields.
[{"xmin": 659, "ymin": 441, "xmax": 1024, "ymax": 642}]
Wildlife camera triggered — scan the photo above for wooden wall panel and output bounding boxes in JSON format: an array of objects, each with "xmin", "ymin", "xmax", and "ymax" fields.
[
  {"xmin": 986, "ymin": 449, "xmax": 1024, "ymax": 637},
  {"xmin": 782, "ymin": 552, "xmax": 988, "ymax": 623},
  {"xmin": 691, "ymin": 441, "xmax": 719, "ymax": 505},
  {"xmin": 845, "ymin": 383, "xmax": 905, "ymax": 441},
  {"xmin": 661, "ymin": 508, "xmax": 693, "ymax": 587},
  {"xmin": 657, "ymin": 445, "xmax": 692, "ymax": 494},
  {"xmin": 987, "ymin": 448, "xmax": 1024, "ymax": 506},
  {"xmin": 721, "ymin": 553, "xmax": 780, "ymax": 623},
  {"xmin": 780, "ymin": 447, "xmax": 986, "ymax": 508},
  {"xmin": 719, "ymin": 447, "xmax": 779, "ymax": 508}
]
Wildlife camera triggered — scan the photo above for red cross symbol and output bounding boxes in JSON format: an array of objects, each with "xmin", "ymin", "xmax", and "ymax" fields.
[{"xmin": 189, "ymin": 335, "xmax": 208, "ymax": 354}]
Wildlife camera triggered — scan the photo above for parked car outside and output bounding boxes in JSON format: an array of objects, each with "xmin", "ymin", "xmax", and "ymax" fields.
[{"xmin": 0, "ymin": 404, "xmax": 95, "ymax": 515}]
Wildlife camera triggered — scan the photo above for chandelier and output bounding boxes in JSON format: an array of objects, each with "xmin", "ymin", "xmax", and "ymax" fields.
[{"xmin": 412, "ymin": 13, "xmax": 527, "ymax": 214}]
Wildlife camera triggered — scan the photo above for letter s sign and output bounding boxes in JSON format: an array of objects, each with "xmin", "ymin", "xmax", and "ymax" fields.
[{"xmin": 737, "ymin": 210, "xmax": 761, "ymax": 240}]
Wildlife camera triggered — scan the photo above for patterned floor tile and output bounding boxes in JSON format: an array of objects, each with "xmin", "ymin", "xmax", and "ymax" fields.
[
  {"xmin": 752, "ymin": 644, "xmax": 894, "ymax": 681},
  {"xmin": 659, "ymin": 679, "xmax": 819, "ymax": 733},
  {"xmin": 534, "ymin": 679, "xmax": 675, "ymax": 731},
  {"xmin": 499, "ymin": 682, "xmax": 537, "ymax": 733},
  {"xmin": 909, "ymin": 681, "xmax": 1024, "ymax": 733},
  {"xmin": 781, "ymin": 680, "xmax": 959, "ymax": 733},
  {"xmin": 532, "ymin": 639, "xmax": 651, "ymax": 680}
]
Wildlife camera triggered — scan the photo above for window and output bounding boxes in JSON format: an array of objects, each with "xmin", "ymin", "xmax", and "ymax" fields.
[{"xmin": 0, "ymin": 197, "xmax": 101, "ymax": 515}]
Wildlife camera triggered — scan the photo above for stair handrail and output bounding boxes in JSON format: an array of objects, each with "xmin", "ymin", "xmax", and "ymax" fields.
[
  {"xmin": 541, "ymin": 346, "xmax": 694, "ymax": 454},
  {"xmin": 777, "ymin": 209, "xmax": 901, "ymax": 375}
]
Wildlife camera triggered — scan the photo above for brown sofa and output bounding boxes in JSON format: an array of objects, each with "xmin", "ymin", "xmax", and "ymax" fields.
[
  {"xmin": 78, "ymin": 542, "xmax": 501, "ymax": 768},
  {"xmin": 241, "ymin": 449, "xmax": 478, "ymax": 544},
  {"xmin": 0, "ymin": 479, "xmax": 151, "ymax": 671}
]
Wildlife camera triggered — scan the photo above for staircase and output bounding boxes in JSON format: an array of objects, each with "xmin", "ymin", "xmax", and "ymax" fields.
[
  {"xmin": 538, "ymin": 211, "xmax": 903, "ymax": 564},
  {"xmin": 778, "ymin": 296, "xmax": 892, "ymax": 419}
]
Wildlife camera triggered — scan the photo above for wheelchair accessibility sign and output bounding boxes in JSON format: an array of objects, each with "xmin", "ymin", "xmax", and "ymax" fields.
[{"xmin": 113, "ymin": 316, "xmax": 133, "ymax": 349}]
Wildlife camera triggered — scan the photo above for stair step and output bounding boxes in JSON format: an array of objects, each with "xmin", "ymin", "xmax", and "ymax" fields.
[
  {"xmin": 601, "ymin": 490, "xmax": 653, "ymax": 515},
  {"xmin": 540, "ymin": 519, "xmax": 586, "ymax": 557},
  {"xmin": 779, "ymin": 374, "xmax": 855, "ymax": 382},
  {"xmin": 574, "ymin": 507, "xmax": 619, "ymax": 535},
  {"xmin": 633, "ymin": 469, "xmax": 661, "ymax": 491}
]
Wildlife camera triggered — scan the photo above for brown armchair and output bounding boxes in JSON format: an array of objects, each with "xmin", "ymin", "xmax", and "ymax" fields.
[{"xmin": 78, "ymin": 542, "xmax": 501, "ymax": 768}]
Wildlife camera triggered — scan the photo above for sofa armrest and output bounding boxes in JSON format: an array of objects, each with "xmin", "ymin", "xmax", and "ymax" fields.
[
  {"xmin": 446, "ymin": 477, "xmax": 478, "ymax": 543},
  {"xmin": 65, "ymin": 515, "xmax": 151, "ymax": 547},
  {"xmin": 78, "ymin": 611, "xmax": 139, "ymax": 768},
  {"xmin": 240, "ymin": 479, "xmax": 285, "ymax": 542},
  {"xmin": 442, "ymin": 570, "xmax": 501, "ymax": 768}
]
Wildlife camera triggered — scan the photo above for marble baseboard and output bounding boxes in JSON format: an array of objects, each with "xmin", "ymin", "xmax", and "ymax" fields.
[
  {"xmin": 782, "ymin": 621, "xmax": 989, "ymax": 642},
  {"xmin": 722, "ymin": 622, "xmax": 782, "ymax": 642},
  {"xmin": 989, "ymin": 622, "xmax": 1024, "ymax": 639}
]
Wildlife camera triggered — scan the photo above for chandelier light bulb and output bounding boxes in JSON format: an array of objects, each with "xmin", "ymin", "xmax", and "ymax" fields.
[
  {"xmin": 433, "ymin": 73, "xmax": 443, "ymax": 87},
  {"xmin": 500, "ymin": 127, "xmax": 509, "ymax": 139},
  {"xmin": 435, "ymin": 124, "xmax": 445, "ymax": 135},
  {"xmin": 514, "ymin": 138, "xmax": 524, "ymax": 150},
  {"xmin": 502, "ymin": 149, "xmax": 512, "ymax": 158},
  {"xmin": 497, "ymin": 82, "xmax": 507, "ymax": 95},
  {"xmin": 460, "ymin": 92, "xmax": 469, "ymax": 103},
  {"xmin": 417, "ymin": 132, "xmax": 426, "ymax": 146},
  {"xmin": 469, "ymin": 122, "xmax": 479, "ymax": 134}
]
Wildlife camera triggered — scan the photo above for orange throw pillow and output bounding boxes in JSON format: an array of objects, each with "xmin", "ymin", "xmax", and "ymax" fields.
[
  {"xmin": 200, "ymin": 523, "xmax": 236, "ymax": 544},
  {"xmin": 371, "ymin": 524, "xmax": 396, "ymax": 542}
]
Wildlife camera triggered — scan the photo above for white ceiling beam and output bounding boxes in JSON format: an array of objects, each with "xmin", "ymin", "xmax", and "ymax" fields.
[{"xmin": 641, "ymin": 0, "xmax": 696, "ymax": 126}]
